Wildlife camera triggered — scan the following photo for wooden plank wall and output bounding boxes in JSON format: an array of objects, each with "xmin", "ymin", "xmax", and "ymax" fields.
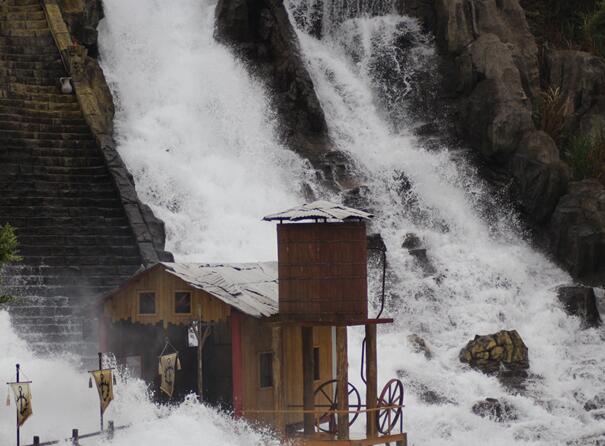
[
  {"xmin": 105, "ymin": 266, "xmax": 231, "ymax": 327},
  {"xmin": 240, "ymin": 319, "xmax": 334, "ymax": 427}
]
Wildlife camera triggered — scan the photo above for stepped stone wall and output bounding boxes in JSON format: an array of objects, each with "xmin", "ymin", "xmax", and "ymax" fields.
[{"xmin": 0, "ymin": 0, "xmax": 171, "ymax": 355}]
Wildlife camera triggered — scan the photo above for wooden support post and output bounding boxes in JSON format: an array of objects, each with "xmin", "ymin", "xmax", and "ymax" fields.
[
  {"xmin": 98, "ymin": 316, "xmax": 109, "ymax": 353},
  {"xmin": 272, "ymin": 325, "xmax": 285, "ymax": 435},
  {"xmin": 301, "ymin": 326, "xmax": 315, "ymax": 435},
  {"xmin": 33, "ymin": 436, "xmax": 40, "ymax": 446},
  {"xmin": 71, "ymin": 429, "xmax": 79, "ymax": 446},
  {"xmin": 365, "ymin": 324, "xmax": 378, "ymax": 438},
  {"xmin": 107, "ymin": 420, "xmax": 115, "ymax": 440},
  {"xmin": 336, "ymin": 326, "xmax": 349, "ymax": 440},
  {"xmin": 231, "ymin": 311, "xmax": 244, "ymax": 418}
]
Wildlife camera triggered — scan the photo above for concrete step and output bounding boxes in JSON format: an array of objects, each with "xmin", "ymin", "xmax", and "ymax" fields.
[
  {"xmin": 3, "ymin": 273, "xmax": 134, "ymax": 287},
  {"xmin": 0, "ymin": 128, "xmax": 93, "ymax": 140},
  {"xmin": 0, "ymin": 28, "xmax": 51, "ymax": 38},
  {"xmin": 1, "ymin": 264, "xmax": 139, "ymax": 278},
  {"xmin": 0, "ymin": 34, "xmax": 56, "ymax": 47},
  {"xmin": 0, "ymin": 19, "xmax": 49, "ymax": 31},
  {"xmin": 17, "ymin": 234, "xmax": 138, "ymax": 247},
  {"xmin": 0, "ymin": 172, "xmax": 115, "ymax": 183},
  {"xmin": 0, "ymin": 106, "xmax": 83, "ymax": 118},
  {"xmin": 0, "ymin": 120, "xmax": 89, "ymax": 133},
  {"xmin": 0, "ymin": 137, "xmax": 96, "ymax": 149},
  {"xmin": 0, "ymin": 10, "xmax": 46, "ymax": 21},
  {"xmin": 0, "ymin": 112, "xmax": 86, "ymax": 125},
  {"xmin": 0, "ymin": 164, "xmax": 110, "ymax": 176},
  {"xmin": 0, "ymin": 204, "xmax": 129, "ymax": 217},
  {"xmin": 3, "ymin": 90, "xmax": 78, "ymax": 103}
]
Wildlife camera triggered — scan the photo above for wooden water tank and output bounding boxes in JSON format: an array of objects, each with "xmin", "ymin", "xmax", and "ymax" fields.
[{"xmin": 277, "ymin": 221, "xmax": 368, "ymax": 322}]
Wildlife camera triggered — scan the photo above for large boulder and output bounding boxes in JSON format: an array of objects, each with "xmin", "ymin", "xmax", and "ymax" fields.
[
  {"xmin": 460, "ymin": 330, "xmax": 529, "ymax": 377},
  {"xmin": 547, "ymin": 180, "xmax": 605, "ymax": 284},
  {"xmin": 58, "ymin": 0, "xmax": 104, "ymax": 56},
  {"xmin": 556, "ymin": 286, "xmax": 602, "ymax": 328},
  {"xmin": 510, "ymin": 130, "xmax": 569, "ymax": 222}
]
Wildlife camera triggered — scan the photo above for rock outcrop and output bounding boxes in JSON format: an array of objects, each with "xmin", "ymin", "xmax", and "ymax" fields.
[
  {"xmin": 407, "ymin": 334, "xmax": 433, "ymax": 359},
  {"xmin": 215, "ymin": 0, "xmax": 358, "ymax": 189},
  {"xmin": 472, "ymin": 397, "xmax": 517, "ymax": 421},
  {"xmin": 556, "ymin": 286, "xmax": 602, "ymax": 328},
  {"xmin": 547, "ymin": 180, "xmax": 605, "ymax": 283},
  {"xmin": 460, "ymin": 330, "xmax": 529, "ymax": 387}
]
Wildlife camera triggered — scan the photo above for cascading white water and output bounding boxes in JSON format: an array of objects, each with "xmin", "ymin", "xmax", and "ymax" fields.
[
  {"xmin": 2, "ymin": 0, "xmax": 604, "ymax": 444},
  {"xmin": 286, "ymin": 1, "xmax": 605, "ymax": 444}
]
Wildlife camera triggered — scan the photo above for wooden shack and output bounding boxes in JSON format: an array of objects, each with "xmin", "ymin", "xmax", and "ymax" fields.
[
  {"xmin": 102, "ymin": 201, "xmax": 407, "ymax": 446},
  {"xmin": 101, "ymin": 262, "xmax": 334, "ymax": 424}
]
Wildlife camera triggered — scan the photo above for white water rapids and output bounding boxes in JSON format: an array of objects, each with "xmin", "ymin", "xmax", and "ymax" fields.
[{"xmin": 2, "ymin": 0, "xmax": 604, "ymax": 444}]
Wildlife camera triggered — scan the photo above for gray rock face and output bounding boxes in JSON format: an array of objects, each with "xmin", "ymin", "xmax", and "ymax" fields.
[
  {"xmin": 548, "ymin": 180, "xmax": 605, "ymax": 283},
  {"xmin": 215, "ymin": 0, "xmax": 358, "ymax": 189},
  {"xmin": 58, "ymin": 0, "xmax": 104, "ymax": 56},
  {"xmin": 556, "ymin": 286, "xmax": 602, "ymax": 328}
]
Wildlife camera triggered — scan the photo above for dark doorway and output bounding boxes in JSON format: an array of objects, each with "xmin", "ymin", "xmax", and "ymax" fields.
[{"xmin": 202, "ymin": 320, "xmax": 233, "ymax": 410}]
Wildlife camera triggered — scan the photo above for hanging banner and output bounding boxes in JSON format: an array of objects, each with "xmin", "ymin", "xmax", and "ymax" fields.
[
  {"xmin": 9, "ymin": 382, "xmax": 32, "ymax": 427},
  {"xmin": 158, "ymin": 353, "xmax": 181, "ymax": 397},
  {"xmin": 91, "ymin": 369, "xmax": 114, "ymax": 414}
]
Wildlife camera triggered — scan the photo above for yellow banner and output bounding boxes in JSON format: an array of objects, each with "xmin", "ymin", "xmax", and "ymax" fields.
[
  {"xmin": 91, "ymin": 369, "xmax": 114, "ymax": 414},
  {"xmin": 10, "ymin": 383, "xmax": 32, "ymax": 427},
  {"xmin": 158, "ymin": 353, "xmax": 180, "ymax": 398}
]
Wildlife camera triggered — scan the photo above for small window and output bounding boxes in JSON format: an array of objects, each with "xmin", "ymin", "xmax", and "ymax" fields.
[
  {"xmin": 259, "ymin": 352, "xmax": 273, "ymax": 388},
  {"xmin": 314, "ymin": 347, "xmax": 320, "ymax": 381},
  {"xmin": 175, "ymin": 291, "xmax": 192, "ymax": 314},
  {"xmin": 138, "ymin": 292, "xmax": 156, "ymax": 315}
]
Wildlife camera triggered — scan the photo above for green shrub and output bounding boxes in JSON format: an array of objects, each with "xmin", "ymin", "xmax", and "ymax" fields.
[
  {"xmin": 0, "ymin": 223, "xmax": 21, "ymax": 265},
  {"xmin": 565, "ymin": 130, "xmax": 605, "ymax": 180}
]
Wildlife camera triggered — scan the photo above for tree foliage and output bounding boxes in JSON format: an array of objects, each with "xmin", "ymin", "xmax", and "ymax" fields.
[{"xmin": 0, "ymin": 223, "xmax": 21, "ymax": 266}]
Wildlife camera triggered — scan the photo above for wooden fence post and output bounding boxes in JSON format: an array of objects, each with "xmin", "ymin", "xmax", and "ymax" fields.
[
  {"xmin": 33, "ymin": 436, "xmax": 40, "ymax": 446},
  {"xmin": 71, "ymin": 429, "xmax": 79, "ymax": 446}
]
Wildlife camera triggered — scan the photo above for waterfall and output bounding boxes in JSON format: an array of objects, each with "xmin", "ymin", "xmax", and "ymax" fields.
[
  {"xmin": 286, "ymin": 2, "xmax": 605, "ymax": 444},
  {"xmin": 1, "ymin": 0, "xmax": 603, "ymax": 444}
]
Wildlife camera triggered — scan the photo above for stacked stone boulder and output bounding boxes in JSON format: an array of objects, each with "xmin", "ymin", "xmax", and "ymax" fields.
[{"xmin": 459, "ymin": 330, "xmax": 529, "ymax": 376}]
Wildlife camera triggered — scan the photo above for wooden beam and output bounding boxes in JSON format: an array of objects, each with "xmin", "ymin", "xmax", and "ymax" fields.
[
  {"xmin": 98, "ymin": 316, "xmax": 109, "ymax": 352},
  {"xmin": 365, "ymin": 324, "xmax": 378, "ymax": 438},
  {"xmin": 231, "ymin": 311, "xmax": 244, "ymax": 417},
  {"xmin": 272, "ymin": 325, "xmax": 285, "ymax": 434},
  {"xmin": 336, "ymin": 326, "xmax": 349, "ymax": 439},
  {"xmin": 302, "ymin": 326, "xmax": 315, "ymax": 435}
]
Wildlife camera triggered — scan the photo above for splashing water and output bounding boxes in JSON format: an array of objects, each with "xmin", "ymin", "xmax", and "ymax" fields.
[
  {"xmin": 286, "ymin": 2, "xmax": 605, "ymax": 445},
  {"xmin": 0, "ymin": 311, "xmax": 276, "ymax": 445}
]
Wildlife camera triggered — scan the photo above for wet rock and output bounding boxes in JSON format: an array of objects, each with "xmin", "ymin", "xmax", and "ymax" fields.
[
  {"xmin": 215, "ymin": 0, "xmax": 343, "ymax": 187},
  {"xmin": 460, "ymin": 330, "xmax": 529, "ymax": 386},
  {"xmin": 407, "ymin": 334, "xmax": 432, "ymax": 359},
  {"xmin": 510, "ymin": 131, "xmax": 569, "ymax": 223},
  {"xmin": 402, "ymin": 233, "xmax": 422, "ymax": 250},
  {"xmin": 342, "ymin": 185, "xmax": 371, "ymax": 211},
  {"xmin": 547, "ymin": 180, "xmax": 605, "ymax": 284},
  {"xmin": 58, "ymin": 0, "xmax": 104, "ymax": 57},
  {"xmin": 557, "ymin": 286, "xmax": 602, "ymax": 328},
  {"xmin": 472, "ymin": 398, "xmax": 518, "ymax": 421},
  {"xmin": 420, "ymin": 389, "xmax": 454, "ymax": 405},
  {"xmin": 367, "ymin": 233, "xmax": 387, "ymax": 253},
  {"xmin": 584, "ymin": 394, "xmax": 605, "ymax": 412}
]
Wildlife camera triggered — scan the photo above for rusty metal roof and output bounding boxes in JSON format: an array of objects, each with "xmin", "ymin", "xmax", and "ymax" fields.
[
  {"xmin": 263, "ymin": 200, "xmax": 373, "ymax": 222},
  {"xmin": 161, "ymin": 262, "xmax": 278, "ymax": 318}
]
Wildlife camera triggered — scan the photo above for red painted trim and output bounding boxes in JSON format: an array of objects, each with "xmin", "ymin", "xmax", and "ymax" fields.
[
  {"xmin": 231, "ymin": 310, "xmax": 244, "ymax": 417},
  {"xmin": 99, "ymin": 316, "xmax": 109, "ymax": 352}
]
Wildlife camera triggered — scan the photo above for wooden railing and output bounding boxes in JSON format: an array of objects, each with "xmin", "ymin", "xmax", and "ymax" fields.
[{"xmin": 24, "ymin": 421, "xmax": 129, "ymax": 446}]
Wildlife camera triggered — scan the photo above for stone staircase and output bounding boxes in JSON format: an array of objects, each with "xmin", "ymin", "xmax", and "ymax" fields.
[{"xmin": 0, "ymin": 0, "xmax": 143, "ymax": 355}]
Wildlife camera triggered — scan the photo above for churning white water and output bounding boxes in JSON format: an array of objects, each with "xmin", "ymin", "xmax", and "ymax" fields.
[
  {"xmin": 2, "ymin": 0, "xmax": 604, "ymax": 444},
  {"xmin": 0, "ymin": 311, "xmax": 276, "ymax": 445},
  {"xmin": 287, "ymin": 1, "xmax": 605, "ymax": 445}
]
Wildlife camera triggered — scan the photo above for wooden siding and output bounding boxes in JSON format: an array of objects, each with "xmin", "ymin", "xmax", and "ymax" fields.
[
  {"xmin": 277, "ymin": 222, "xmax": 368, "ymax": 322},
  {"xmin": 105, "ymin": 266, "xmax": 231, "ymax": 326},
  {"xmin": 240, "ymin": 318, "xmax": 334, "ymax": 426}
]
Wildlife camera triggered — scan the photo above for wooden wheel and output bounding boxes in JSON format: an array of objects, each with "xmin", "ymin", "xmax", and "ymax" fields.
[
  {"xmin": 377, "ymin": 379, "xmax": 404, "ymax": 434},
  {"xmin": 314, "ymin": 379, "xmax": 361, "ymax": 433}
]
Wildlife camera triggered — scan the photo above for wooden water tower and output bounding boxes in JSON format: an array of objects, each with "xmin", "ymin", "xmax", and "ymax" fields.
[{"xmin": 264, "ymin": 201, "xmax": 406, "ymax": 446}]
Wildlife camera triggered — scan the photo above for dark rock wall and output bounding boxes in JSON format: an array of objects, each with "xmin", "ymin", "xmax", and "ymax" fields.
[
  {"xmin": 401, "ymin": 0, "xmax": 605, "ymax": 284},
  {"xmin": 215, "ymin": 0, "xmax": 360, "ymax": 190}
]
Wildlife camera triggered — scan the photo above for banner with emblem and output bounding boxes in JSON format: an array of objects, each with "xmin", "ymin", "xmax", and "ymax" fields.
[
  {"xmin": 90, "ymin": 369, "xmax": 114, "ymax": 414},
  {"xmin": 9, "ymin": 382, "xmax": 33, "ymax": 427},
  {"xmin": 158, "ymin": 353, "xmax": 181, "ymax": 398}
]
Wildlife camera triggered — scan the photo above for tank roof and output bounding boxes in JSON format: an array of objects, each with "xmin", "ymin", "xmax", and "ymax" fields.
[{"xmin": 263, "ymin": 200, "xmax": 373, "ymax": 222}]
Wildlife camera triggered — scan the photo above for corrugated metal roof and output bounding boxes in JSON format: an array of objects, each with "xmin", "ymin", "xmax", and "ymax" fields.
[
  {"xmin": 263, "ymin": 200, "xmax": 373, "ymax": 222},
  {"xmin": 161, "ymin": 262, "xmax": 278, "ymax": 318}
]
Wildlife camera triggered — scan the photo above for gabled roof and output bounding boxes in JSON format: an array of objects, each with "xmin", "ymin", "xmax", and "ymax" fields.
[
  {"xmin": 161, "ymin": 262, "xmax": 278, "ymax": 318},
  {"xmin": 104, "ymin": 262, "xmax": 278, "ymax": 318},
  {"xmin": 263, "ymin": 200, "xmax": 373, "ymax": 222}
]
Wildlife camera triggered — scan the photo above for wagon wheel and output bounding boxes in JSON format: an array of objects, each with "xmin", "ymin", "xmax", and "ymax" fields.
[
  {"xmin": 314, "ymin": 379, "xmax": 361, "ymax": 433},
  {"xmin": 376, "ymin": 379, "xmax": 404, "ymax": 435}
]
